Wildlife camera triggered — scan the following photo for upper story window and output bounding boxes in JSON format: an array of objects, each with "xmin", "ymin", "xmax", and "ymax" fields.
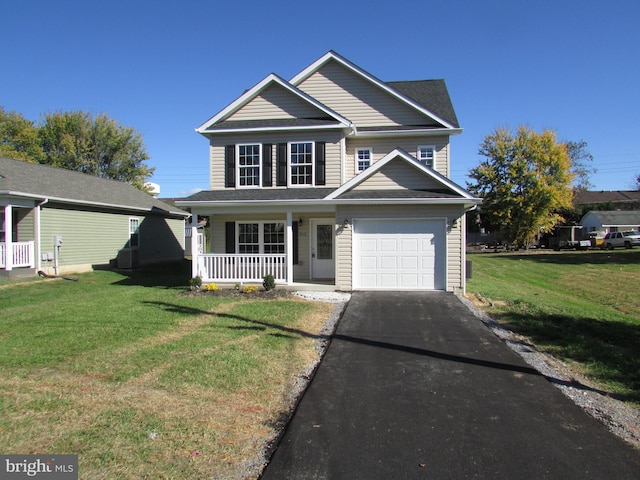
[
  {"xmin": 417, "ymin": 145, "xmax": 435, "ymax": 168},
  {"xmin": 289, "ymin": 142, "xmax": 314, "ymax": 186},
  {"xmin": 237, "ymin": 144, "xmax": 261, "ymax": 187},
  {"xmin": 356, "ymin": 148, "xmax": 372, "ymax": 172}
]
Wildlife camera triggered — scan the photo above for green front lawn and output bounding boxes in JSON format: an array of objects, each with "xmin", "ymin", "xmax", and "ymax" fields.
[
  {"xmin": 467, "ymin": 249, "xmax": 640, "ymax": 405},
  {"xmin": 0, "ymin": 263, "xmax": 335, "ymax": 479}
]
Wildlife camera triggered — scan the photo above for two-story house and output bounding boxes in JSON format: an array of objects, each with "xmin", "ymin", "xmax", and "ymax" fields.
[{"xmin": 178, "ymin": 51, "xmax": 480, "ymax": 292}]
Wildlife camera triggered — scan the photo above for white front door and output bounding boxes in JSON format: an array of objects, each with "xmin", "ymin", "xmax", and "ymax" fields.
[{"xmin": 311, "ymin": 219, "xmax": 335, "ymax": 279}]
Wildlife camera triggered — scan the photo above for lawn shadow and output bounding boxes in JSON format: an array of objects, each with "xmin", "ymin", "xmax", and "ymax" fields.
[
  {"xmin": 110, "ymin": 260, "xmax": 192, "ymax": 288},
  {"xmin": 143, "ymin": 300, "xmax": 618, "ymax": 400},
  {"xmin": 471, "ymin": 249, "xmax": 640, "ymax": 266},
  {"xmin": 492, "ymin": 311, "xmax": 640, "ymax": 403}
]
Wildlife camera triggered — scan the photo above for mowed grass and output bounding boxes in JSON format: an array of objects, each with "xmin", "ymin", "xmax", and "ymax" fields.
[
  {"xmin": 467, "ymin": 249, "xmax": 640, "ymax": 405},
  {"xmin": 0, "ymin": 263, "xmax": 335, "ymax": 479}
]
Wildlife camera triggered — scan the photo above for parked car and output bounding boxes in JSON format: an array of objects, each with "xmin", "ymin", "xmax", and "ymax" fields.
[
  {"xmin": 602, "ymin": 231, "xmax": 639, "ymax": 249},
  {"xmin": 622, "ymin": 230, "xmax": 640, "ymax": 246}
]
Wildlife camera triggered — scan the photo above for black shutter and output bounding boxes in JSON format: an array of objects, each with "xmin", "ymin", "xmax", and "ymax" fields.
[
  {"xmin": 293, "ymin": 221, "xmax": 299, "ymax": 265},
  {"xmin": 276, "ymin": 143, "xmax": 287, "ymax": 186},
  {"xmin": 262, "ymin": 143, "xmax": 272, "ymax": 187},
  {"xmin": 315, "ymin": 141, "xmax": 326, "ymax": 186},
  {"xmin": 225, "ymin": 145, "xmax": 235, "ymax": 188},
  {"xmin": 225, "ymin": 222, "xmax": 236, "ymax": 253}
]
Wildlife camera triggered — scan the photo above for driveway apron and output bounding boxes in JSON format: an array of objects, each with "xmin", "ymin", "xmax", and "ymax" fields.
[{"xmin": 260, "ymin": 291, "xmax": 640, "ymax": 480}]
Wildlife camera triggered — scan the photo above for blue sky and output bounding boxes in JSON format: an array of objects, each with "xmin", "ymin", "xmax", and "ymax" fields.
[{"xmin": 2, "ymin": 0, "xmax": 639, "ymax": 197}]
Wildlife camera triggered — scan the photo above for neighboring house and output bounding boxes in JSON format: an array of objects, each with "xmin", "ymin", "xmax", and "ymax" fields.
[
  {"xmin": 574, "ymin": 190, "xmax": 640, "ymax": 210},
  {"xmin": 177, "ymin": 51, "xmax": 480, "ymax": 292},
  {"xmin": 580, "ymin": 210, "xmax": 640, "ymax": 233},
  {"xmin": 0, "ymin": 156, "xmax": 188, "ymax": 277}
]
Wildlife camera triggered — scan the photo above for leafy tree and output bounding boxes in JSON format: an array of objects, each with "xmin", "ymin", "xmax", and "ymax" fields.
[
  {"xmin": 565, "ymin": 140, "xmax": 595, "ymax": 191},
  {"xmin": 468, "ymin": 126, "xmax": 574, "ymax": 248},
  {"xmin": 0, "ymin": 107, "xmax": 45, "ymax": 163},
  {"xmin": 38, "ymin": 111, "xmax": 154, "ymax": 190}
]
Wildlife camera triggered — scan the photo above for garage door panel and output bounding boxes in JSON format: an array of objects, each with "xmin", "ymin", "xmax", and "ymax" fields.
[{"xmin": 354, "ymin": 219, "xmax": 445, "ymax": 290}]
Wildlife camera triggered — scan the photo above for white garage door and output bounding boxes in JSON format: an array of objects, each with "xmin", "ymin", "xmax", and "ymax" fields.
[{"xmin": 353, "ymin": 219, "xmax": 445, "ymax": 290}]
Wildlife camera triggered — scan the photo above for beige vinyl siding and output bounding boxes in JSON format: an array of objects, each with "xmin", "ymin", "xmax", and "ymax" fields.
[
  {"xmin": 352, "ymin": 158, "xmax": 444, "ymax": 191},
  {"xmin": 346, "ymin": 136, "xmax": 450, "ymax": 179},
  {"xmin": 296, "ymin": 60, "xmax": 428, "ymax": 128},
  {"xmin": 40, "ymin": 205, "xmax": 184, "ymax": 273},
  {"xmin": 335, "ymin": 204, "xmax": 465, "ymax": 292},
  {"xmin": 15, "ymin": 208, "xmax": 34, "ymax": 242},
  {"xmin": 226, "ymin": 83, "xmax": 324, "ymax": 121},
  {"xmin": 208, "ymin": 130, "xmax": 343, "ymax": 189}
]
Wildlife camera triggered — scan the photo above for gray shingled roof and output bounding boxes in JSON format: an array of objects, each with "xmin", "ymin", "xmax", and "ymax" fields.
[
  {"xmin": 0, "ymin": 157, "xmax": 187, "ymax": 217},
  {"xmin": 574, "ymin": 190, "xmax": 640, "ymax": 205},
  {"xmin": 206, "ymin": 118, "xmax": 343, "ymax": 130},
  {"xmin": 387, "ymin": 80, "xmax": 459, "ymax": 128},
  {"xmin": 183, "ymin": 188, "xmax": 336, "ymax": 202},
  {"xmin": 585, "ymin": 210, "xmax": 640, "ymax": 226}
]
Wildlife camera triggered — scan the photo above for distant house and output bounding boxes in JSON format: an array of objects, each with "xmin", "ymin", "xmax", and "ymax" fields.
[
  {"xmin": 579, "ymin": 210, "xmax": 640, "ymax": 233},
  {"xmin": 574, "ymin": 190, "xmax": 640, "ymax": 210},
  {"xmin": 1, "ymin": 157, "xmax": 189, "ymax": 277},
  {"xmin": 178, "ymin": 51, "xmax": 480, "ymax": 292}
]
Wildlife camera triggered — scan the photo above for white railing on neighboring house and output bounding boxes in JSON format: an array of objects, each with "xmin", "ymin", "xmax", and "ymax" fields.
[
  {"xmin": 0, "ymin": 241, "xmax": 35, "ymax": 269},
  {"xmin": 197, "ymin": 254, "xmax": 287, "ymax": 283}
]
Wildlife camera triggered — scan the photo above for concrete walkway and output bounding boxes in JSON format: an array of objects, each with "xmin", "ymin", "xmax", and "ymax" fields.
[{"xmin": 260, "ymin": 291, "xmax": 640, "ymax": 480}]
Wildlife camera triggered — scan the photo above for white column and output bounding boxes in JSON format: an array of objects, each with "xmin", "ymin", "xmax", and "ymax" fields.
[
  {"xmin": 189, "ymin": 214, "xmax": 200, "ymax": 279},
  {"xmin": 4, "ymin": 205, "xmax": 12, "ymax": 271},
  {"xmin": 286, "ymin": 211, "xmax": 293, "ymax": 285},
  {"xmin": 35, "ymin": 204, "xmax": 42, "ymax": 271}
]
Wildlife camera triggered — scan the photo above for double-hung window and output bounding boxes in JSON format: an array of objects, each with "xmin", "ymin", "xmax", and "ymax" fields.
[
  {"xmin": 289, "ymin": 142, "xmax": 314, "ymax": 186},
  {"xmin": 356, "ymin": 147, "xmax": 372, "ymax": 172},
  {"xmin": 128, "ymin": 217, "xmax": 140, "ymax": 248},
  {"xmin": 417, "ymin": 145, "xmax": 435, "ymax": 168},
  {"xmin": 237, "ymin": 144, "xmax": 261, "ymax": 187},
  {"xmin": 237, "ymin": 221, "xmax": 285, "ymax": 254}
]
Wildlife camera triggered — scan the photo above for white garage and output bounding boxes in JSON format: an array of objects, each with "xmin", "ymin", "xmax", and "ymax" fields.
[{"xmin": 352, "ymin": 218, "xmax": 446, "ymax": 290}]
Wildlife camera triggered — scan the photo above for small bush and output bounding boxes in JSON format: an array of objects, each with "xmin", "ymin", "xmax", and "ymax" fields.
[
  {"xmin": 263, "ymin": 274, "xmax": 276, "ymax": 291},
  {"xmin": 202, "ymin": 283, "xmax": 219, "ymax": 292},
  {"xmin": 189, "ymin": 276, "xmax": 202, "ymax": 290},
  {"xmin": 243, "ymin": 285, "xmax": 259, "ymax": 294}
]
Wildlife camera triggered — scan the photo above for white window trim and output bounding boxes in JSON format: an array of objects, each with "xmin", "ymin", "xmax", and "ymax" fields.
[
  {"xmin": 288, "ymin": 141, "xmax": 315, "ymax": 188},
  {"xmin": 236, "ymin": 143, "xmax": 262, "ymax": 188},
  {"xmin": 355, "ymin": 147, "xmax": 372, "ymax": 173},
  {"xmin": 236, "ymin": 220, "xmax": 287, "ymax": 254},
  {"xmin": 417, "ymin": 145, "xmax": 436, "ymax": 168},
  {"xmin": 128, "ymin": 217, "xmax": 140, "ymax": 249}
]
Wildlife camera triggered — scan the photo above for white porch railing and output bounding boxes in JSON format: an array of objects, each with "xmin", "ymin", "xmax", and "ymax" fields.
[
  {"xmin": 198, "ymin": 254, "xmax": 287, "ymax": 283},
  {"xmin": 0, "ymin": 241, "xmax": 35, "ymax": 269}
]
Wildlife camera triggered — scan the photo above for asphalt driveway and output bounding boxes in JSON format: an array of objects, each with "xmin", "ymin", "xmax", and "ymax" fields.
[{"xmin": 260, "ymin": 291, "xmax": 640, "ymax": 480}]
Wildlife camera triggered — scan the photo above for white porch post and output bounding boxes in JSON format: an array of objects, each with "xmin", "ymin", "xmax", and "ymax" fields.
[
  {"xmin": 4, "ymin": 205, "xmax": 13, "ymax": 271},
  {"xmin": 35, "ymin": 203, "xmax": 42, "ymax": 271},
  {"xmin": 189, "ymin": 214, "xmax": 200, "ymax": 279},
  {"xmin": 286, "ymin": 211, "xmax": 293, "ymax": 285}
]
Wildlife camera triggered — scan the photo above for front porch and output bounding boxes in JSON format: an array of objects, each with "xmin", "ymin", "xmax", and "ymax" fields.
[{"xmin": 0, "ymin": 241, "xmax": 36, "ymax": 277}]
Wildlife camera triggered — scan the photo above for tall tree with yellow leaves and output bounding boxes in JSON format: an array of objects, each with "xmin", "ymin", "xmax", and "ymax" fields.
[{"xmin": 468, "ymin": 126, "xmax": 574, "ymax": 248}]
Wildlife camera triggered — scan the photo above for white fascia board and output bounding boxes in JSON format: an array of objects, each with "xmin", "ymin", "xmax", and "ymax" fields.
[
  {"xmin": 175, "ymin": 200, "xmax": 335, "ymax": 215},
  {"xmin": 196, "ymin": 73, "xmax": 352, "ymax": 133},
  {"xmin": 3, "ymin": 190, "xmax": 188, "ymax": 217},
  {"xmin": 329, "ymin": 198, "xmax": 482, "ymax": 206},
  {"xmin": 291, "ymin": 51, "xmax": 456, "ymax": 130},
  {"xmin": 202, "ymin": 123, "xmax": 349, "ymax": 135},
  {"xmin": 353, "ymin": 128, "xmax": 463, "ymax": 138}
]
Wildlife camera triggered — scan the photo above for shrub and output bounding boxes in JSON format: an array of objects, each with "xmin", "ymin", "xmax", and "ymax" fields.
[
  {"xmin": 202, "ymin": 283, "xmax": 219, "ymax": 292},
  {"xmin": 189, "ymin": 276, "xmax": 202, "ymax": 291},
  {"xmin": 263, "ymin": 274, "xmax": 276, "ymax": 291},
  {"xmin": 243, "ymin": 285, "xmax": 259, "ymax": 294}
]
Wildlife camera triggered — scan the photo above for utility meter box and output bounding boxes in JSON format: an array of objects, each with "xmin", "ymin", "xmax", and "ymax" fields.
[{"xmin": 54, "ymin": 236, "xmax": 63, "ymax": 247}]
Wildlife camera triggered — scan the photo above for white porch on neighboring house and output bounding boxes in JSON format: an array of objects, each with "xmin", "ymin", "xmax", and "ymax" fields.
[{"xmin": 1, "ymin": 203, "xmax": 38, "ymax": 274}]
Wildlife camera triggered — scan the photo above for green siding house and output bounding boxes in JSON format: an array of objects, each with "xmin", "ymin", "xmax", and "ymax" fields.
[{"xmin": 1, "ymin": 157, "xmax": 188, "ymax": 277}]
